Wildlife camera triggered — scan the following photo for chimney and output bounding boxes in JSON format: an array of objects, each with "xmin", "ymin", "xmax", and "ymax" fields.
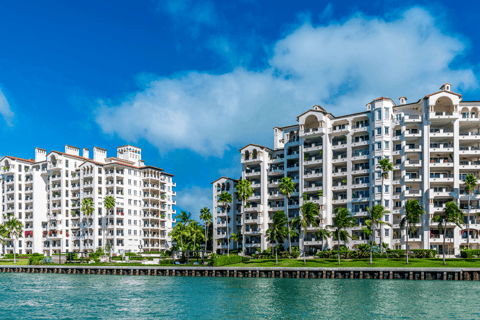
[
  {"xmin": 93, "ymin": 147, "xmax": 107, "ymax": 163},
  {"xmin": 65, "ymin": 145, "xmax": 79, "ymax": 156},
  {"xmin": 273, "ymin": 127, "xmax": 284, "ymax": 150},
  {"xmin": 399, "ymin": 97, "xmax": 407, "ymax": 105},
  {"xmin": 440, "ymin": 83, "xmax": 451, "ymax": 91},
  {"xmin": 83, "ymin": 148, "xmax": 89, "ymax": 159},
  {"xmin": 35, "ymin": 148, "xmax": 47, "ymax": 162}
]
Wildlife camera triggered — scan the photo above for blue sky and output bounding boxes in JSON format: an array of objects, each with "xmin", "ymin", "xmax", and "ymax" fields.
[{"xmin": 1, "ymin": 0, "xmax": 479, "ymax": 220}]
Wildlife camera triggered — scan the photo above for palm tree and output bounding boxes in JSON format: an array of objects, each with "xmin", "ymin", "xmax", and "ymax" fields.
[
  {"xmin": 218, "ymin": 191, "xmax": 233, "ymax": 255},
  {"xmin": 187, "ymin": 221, "xmax": 204, "ymax": 253},
  {"xmin": 265, "ymin": 210, "xmax": 288, "ymax": 265},
  {"xmin": 4, "ymin": 218, "xmax": 23, "ymax": 264},
  {"xmin": 377, "ymin": 157, "xmax": 394, "ymax": 250},
  {"xmin": 464, "ymin": 174, "xmax": 478, "ymax": 249},
  {"xmin": 329, "ymin": 207, "xmax": 356, "ymax": 265},
  {"xmin": 199, "ymin": 207, "xmax": 212, "ymax": 251},
  {"xmin": 0, "ymin": 223, "xmax": 7, "ymax": 246},
  {"xmin": 177, "ymin": 211, "xmax": 192, "ymax": 226},
  {"xmin": 433, "ymin": 201, "xmax": 465, "ymax": 265},
  {"xmin": 365, "ymin": 204, "xmax": 391, "ymax": 264},
  {"xmin": 292, "ymin": 202, "xmax": 319, "ymax": 265},
  {"xmin": 103, "ymin": 195, "xmax": 115, "ymax": 254},
  {"xmin": 230, "ymin": 230, "xmax": 242, "ymax": 252},
  {"xmin": 169, "ymin": 223, "xmax": 187, "ymax": 251},
  {"xmin": 235, "ymin": 180, "xmax": 253, "ymax": 255},
  {"xmin": 285, "ymin": 219, "xmax": 299, "ymax": 254},
  {"xmin": 316, "ymin": 228, "xmax": 331, "ymax": 252},
  {"xmin": 80, "ymin": 198, "xmax": 94, "ymax": 256},
  {"xmin": 279, "ymin": 176, "xmax": 296, "ymax": 253},
  {"xmin": 400, "ymin": 199, "xmax": 425, "ymax": 264}
]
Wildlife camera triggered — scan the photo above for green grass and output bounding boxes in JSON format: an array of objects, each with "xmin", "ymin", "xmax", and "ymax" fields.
[
  {"xmin": 228, "ymin": 258, "xmax": 480, "ymax": 268},
  {"xmin": 0, "ymin": 259, "xmax": 29, "ymax": 265}
]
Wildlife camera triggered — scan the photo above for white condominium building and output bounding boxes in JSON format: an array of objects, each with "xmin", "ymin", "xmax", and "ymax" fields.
[
  {"xmin": 213, "ymin": 83, "xmax": 480, "ymax": 256},
  {"xmin": 1, "ymin": 145, "xmax": 176, "ymax": 255}
]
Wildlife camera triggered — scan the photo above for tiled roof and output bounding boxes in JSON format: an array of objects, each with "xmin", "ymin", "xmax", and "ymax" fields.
[{"xmin": 2, "ymin": 156, "xmax": 35, "ymax": 163}]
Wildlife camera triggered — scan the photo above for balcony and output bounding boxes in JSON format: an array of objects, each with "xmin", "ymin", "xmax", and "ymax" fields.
[
  {"xmin": 430, "ymin": 143, "xmax": 454, "ymax": 152},
  {"xmin": 404, "ymin": 129, "xmax": 422, "ymax": 138},
  {"xmin": 286, "ymin": 151, "xmax": 299, "ymax": 159},
  {"xmin": 404, "ymin": 145, "xmax": 422, "ymax": 153},
  {"xmin": 300, "ymin": 127, "xmax": 324, "ymax": 137},
  {"xmin": 242, "ymin": 155, "xmax": 263, "ymax": 165},
  {"xmin": 404, "ymin": 189, "xmax": 422, "ymax": 197},
  {"xmin": 332, "ymin": 140, "xmax": 347, "ymax": 150},
  {"xmin": 351, "ymin": 150, "xmax": 369, "ymax": 160},
  {"xmin": 303, "ymin": 156, "xmax": 322, "ymax": 167},
  {"xmin": 459, "ymin": 160, "xmax": 480, "ymax": 169},
  {"xmin": 430, "ymin": 173, "xmax": 454, "ymax": 182},
  {"xmin": 245, "ymin": 169, "xmax": 262, "ymax": 177},
  {"xmin": 304, "ymin": 170, "xmax": 323, "ymax": 179},
  {"xmin": 429, "ymin": 111, "xmax": 457, "ymax": 120},
  {"xmin": 405, "ymin": 159, "xmax": 421, "ymax": 167},
  {"xmin": 329, "ymin": 125, "xmax": 350, "ymax": 136},
  {"xmin": 430, "ymin": 128, "xmax": 453, "ymax": 137},
  {"xmin": 332, "ymin": 154, "xmax": 347, "ymax": 163},
  {"xmin": 459, "ymin": 132, "xmax": 480, "ymax": 140},
  {"xmin": 459, "ymin": 146, "xmax": 480, "ymax": 155},
  {"xmin": 430, "ymin": 188, "xmax": 455, "ymax": 198},
  {"xmin": 429, "ymin": 158, "xmax": 454, "ymax": 167},
  {"xmin": 404, "ymin": 115, "xmax": 422, "ymax": 123},
  {"xmin": 405, "ymin": 175, "xmax": 422, "ymax": 183},
  {"xmin": 303, "ymin": 142, "xmax": 323, "ymax": 152}
]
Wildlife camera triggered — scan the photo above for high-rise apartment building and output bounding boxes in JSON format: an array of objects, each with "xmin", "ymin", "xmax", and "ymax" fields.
[
  {"xmin": 1, "ymin": 145, "xmax": 176, "ymax": 255},
  {"xmin": 213, "ymin": 84, "xmax": 480, "ymax": 256}
]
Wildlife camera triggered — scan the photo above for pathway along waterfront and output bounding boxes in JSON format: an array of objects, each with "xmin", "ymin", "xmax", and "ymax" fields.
[{"xmin": 3, "ymin": 265, "xmax": 480, "ymax": 280}]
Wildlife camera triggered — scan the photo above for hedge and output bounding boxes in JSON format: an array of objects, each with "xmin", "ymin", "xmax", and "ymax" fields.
[
  {"xmin": 5, "ymin": 253, "xmax": 43, "ymax": 259},
  {"xmin": 461, "ymin": 249, "xmax": 480, "ymax": 258},
  {"xmin": 212, "ymin": 255, "xmax": 249, "ymax": 266},
  {"xmin": 315, "ymin": 249, "xmax": 437, "ymax": 259}
]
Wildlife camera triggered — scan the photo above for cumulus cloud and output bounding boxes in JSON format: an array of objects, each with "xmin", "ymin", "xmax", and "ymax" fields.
[
  {"xmin": 175, "ymin": 186, "xmax": 212, "ymax": 221},
  {"xmin": 0, "ymin": 89, "xmax": 14, "ymax": 126},
  {"xmin": 96, "ymin": 7, "xmax": 478, "ymax": 157}
]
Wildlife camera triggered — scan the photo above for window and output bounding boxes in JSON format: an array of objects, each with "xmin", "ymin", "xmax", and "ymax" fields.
[
  {"xmin": 128, "ymin": 169, "xmax": 132, "ymax": 175},
  {"xmin": 128, "ymin": 230, "xmax": 132, "ymax": 235},
  {"xmin": 384, "ymin": 108, "xmax": 389, "ymax": 120},
  {"xmin": 395, "ymin": 201, "xmax": 401, "ymax": 207},
  {"xmin": 66, "ymin": 160, "xmax": 69, "ymax": 168},
  {"xmin": 376, "ymin": 142, "xmax": 382, "ymax": 150},
  {"xmin": 376, "ymin": 186, "xmax": 382, "ymax": 193},
  {"xmin": 128, "ymin": 209, "xmax": 132, "ymax": 215},
  {"xmin": 376, "ymin": 110, "xmax": 381, "ymax": 120},
  {"xmin": 134, "ymin": 190, "xmax": 137, "ymax": 196},
  {"xmin": 385, "ymin": 186, "xmax": 389, "ymax": 192},
  {"xmin": 128, "ymin": 189, "xmax": 132, "ymax": 195},
  {"xmin": 385, "ymin": 200, "xmax": 389, "ymax": 207},
  {"xmin": 385, "ymin": 127, "xmax": 389, "ymax": 134},
  {"xmin": 98, "ymin": 168, "xmax": 102, "ymax": 174},
  {"xmin": 385, "ymin": 214, "xmax": 389, "ymax": 222},
  {"xmin": 134, "ymin": 210, "xmax": 137, "ymax": 215},
  {"xmin": 66, "ymin": 240, "xmax": 69, "ymax": 246},
  {"xmin": 376, "ymin": 127, "xmax": 381, "ymax": 135},
  {"xmin": 134, "ymin": 230, "xmax": 137, "ymax": 235},
  {"xmin": 385, "ymin": 142, "xmax": 389, "ymax": 149},
  {"xmin": 385, "ymin": 229, "xmax": 390, "ymax": 237},
  {"xmin": 128, "ymin": 179, "xmax": 132, "ymax": 185},
  {"xmin": 128, "ymin": 220, "xmax": 132, "ymax": 225},
  {"xmin": 134, "ymin": 220, "xmax": 137, "ymax": 225},
  {"xmin": 128, "ymin": 199, "xmax": 132, "ymax": 205}
]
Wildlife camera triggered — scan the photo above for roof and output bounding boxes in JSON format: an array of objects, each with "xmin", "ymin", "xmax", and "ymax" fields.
[
  {"xmin": 296, "ymin": 109, "xmax": 327, "ymax": 121},
  {"xmin": 239, "ymin": 143, "xmax": 273, "ymax": 153},
  {"xmin": 65, "ymin": 145, "xmax": 79, "ymax": 150},
  {"xmin": 366, "ymin": 97, "xmax": 396, "ymax": 106},
  {"xmin": 141, "ymin": 165, "xmax": 164, "ymax": 172},
  {"xmin": 117, "ymin": 145, "xmax": 140, "ymax": 149},
  {"xmin": 424, "ymin": 91, "xmax": 462, "ymax": 99},
  {"xmin": 1, "ymin": 156, "xmax": 35, "ymax": 163},
  {"xmin": 211, "ymin": 176, "xmax": 239, "ymax": 184},
  {"xmin": 48, "ymin": 151, "xmax": 89, "ymax": 161},
  {"xmin": 93, "ymin": 146, "xmax": 107, "ymax": 152}
]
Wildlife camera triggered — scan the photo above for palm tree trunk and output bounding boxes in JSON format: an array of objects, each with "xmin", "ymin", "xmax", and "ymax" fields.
[
  {"xmin": 227, "ymin": 204, "xmax": 230, "ymax": 256},
  {"xmin": 242, "ymin": 200, "xmax": 246, "ymax": 256},
  {"xmin": 468, "ymin": 194, "xmax": 471, "ymax": 249},
  {"xmin": 337, "ymin": 229, "xmax": 341, "ymax": 265},
  {"xmin": 302, "ymin": 229, "xmax": 306, "ymax": 265},
  {"xmin": 14, "ymin": 237, "xmax": 16, "ymax": 265},
  {"xmin": 205, "ymin": 223, "xmax": 208, "ymax": 252},
  {"xmin": 406, "ymin": 226, "xmax": 409, "ymax": 265},
  {"xmin": 286, "ymin": 195, "xmax": 291, "ymax": 254},
  {"xmin": 276, "ymin": 239, "xmax": 279, "ymax": 265},
  {"xmin": 443, "ymin": 224, "xmax": 447, "ymax": 265},
  {"xmin": 381, "ymin": 176, "xmax": 384, "ymax": 253}
]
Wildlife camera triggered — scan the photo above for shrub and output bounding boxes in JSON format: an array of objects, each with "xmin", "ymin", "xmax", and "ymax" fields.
[
  {"xmin": 411, "ymin": 249, "xmax": 437, "ymax": 258},
  {"xmin": 461, "ymin": 249, "xmax": 480, "ymax": 258},
  {"xmin": 29, "ymin": 255, "xmax": 45, "ymax": 265},
  {"xmin": 212, "ymin": 255, "xmax": 249, "ymax": 267}
]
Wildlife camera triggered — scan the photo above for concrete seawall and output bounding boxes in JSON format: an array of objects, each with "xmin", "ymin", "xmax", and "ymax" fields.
[{"xmin": 3, "ymin": 265, "xmax": 480, "ymax": 280}]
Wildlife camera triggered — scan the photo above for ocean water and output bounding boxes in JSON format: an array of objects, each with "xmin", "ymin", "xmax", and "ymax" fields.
[{"xmin": 0, "ymin": 273, "xmax": 479, "ymax": 319}]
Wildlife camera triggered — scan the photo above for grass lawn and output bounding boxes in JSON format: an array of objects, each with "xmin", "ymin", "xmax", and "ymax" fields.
[
  {"xmin": 0, "ymin": 259, "xmax": 29, "ymax": 265},
  {"xmin": 228, "ymin": 258, "xmax": 480, "ymax": 268}
]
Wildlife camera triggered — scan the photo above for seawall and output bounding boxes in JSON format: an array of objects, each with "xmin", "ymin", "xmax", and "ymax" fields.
[{"xmin": 2, "ymin": 265, "xmax": 480, "ymax": 280}]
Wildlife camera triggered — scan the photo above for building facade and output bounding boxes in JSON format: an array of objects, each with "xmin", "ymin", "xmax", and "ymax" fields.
[
  {"xmin": 213, "ymin": 84, "xmax": 480, "ymax": 256},
  {"xmin": 1, "ymin": 145, "xmax": 176, "ymax": 255}
]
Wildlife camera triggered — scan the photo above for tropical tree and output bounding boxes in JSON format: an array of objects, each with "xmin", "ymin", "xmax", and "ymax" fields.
[
  {"xmin": 265, "ymin": 210, "xmax": 288, "ymax": 265},
  {"xmin": 316, "ymin": 228, "xmax": 331, "ymax": 252},
  {"xmin": 292, "ymin": 201, "xmax": 319, "ymax": 265},
  {"xmin": 433, "ymin": 201, "xmax": 465, "ymax": 265},
  {"xmin": 187, "ymin": 220, "xmax": 204, "ymax": 253},
  {"xmin": 464, "ymin": 174, "xmax": 478, "ymax": 249},
  {"xmin": 235, "ymin": 180, "xmax": 254, "ymax": 255},
  {"xmin": 103, "ymin": 195, "xmax": 115, "ymax": 254},
  {"xmin": 169, "ymin": 223, "xmax": 188, "ymax": 250},
  {"xmin": 400, "ymin": 199, "xmax": 425, "ymax": 264},
  {"xmin": 230, "ymin": 230, "xmax": 242, "ymax": 252},
  {"xmin": 376, "ymin": 157, "xmax": 394, "ymax": 248},
  {"xmin": 365, "ymin": 204, "xmax": 391, "ymax": 264},
  {"xmin": 285, "ymin": 219, "xmax": 299, "ymax": 253},
  {"xmin": 218, "ymin": 191, "xmax": 233, "ymax": 255},
  {"xmin": 279, "ymin": 176, "xmax": 296, "ymax": 253},
  {"xmin": 0, "ymin": 223, "xmax": 7, "ymax": 246},
  {"xmin": 177, "ymin": 211, "xmax": 192, "ymax": 226},
  {"xmin": 80, "ymin": 198, "xmax": 94, "ymax": 255},
  {"xmin": 329, "ymin": 207, "xmax": 356, "ymax": 265},
  {"xmin": 199, "ymin": 207, "xmax": 212, "ymax": 251},
  {"xmin": 4, "ymin": 218, "xmax": 23, "ymax": 264}
]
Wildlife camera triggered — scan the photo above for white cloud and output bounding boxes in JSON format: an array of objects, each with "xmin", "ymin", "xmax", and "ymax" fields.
[
  {"xmin": 158, "ymin": 0, "xmax": 219, "ymax": 35},
  {"xmin": 0, "ymin": 89, "xmax": 14, "ymax": 126},
  {"xmin": 96, "ymin": 7, "xmax": 478, "ymax": 157},
  {"xmin": 175, "ymin": 186, "xmax": 212, "ymax": 221}
]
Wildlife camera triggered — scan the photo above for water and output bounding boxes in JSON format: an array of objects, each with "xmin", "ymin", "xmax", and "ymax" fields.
[{"xmin": 1, "ymin": 273, "xmax": 480, "ymax": 319}]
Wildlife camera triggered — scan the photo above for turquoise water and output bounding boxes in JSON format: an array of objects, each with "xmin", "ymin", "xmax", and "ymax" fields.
[{"xmin": 1, "ymin": 273, "xmax": 480, "ymax": 319}]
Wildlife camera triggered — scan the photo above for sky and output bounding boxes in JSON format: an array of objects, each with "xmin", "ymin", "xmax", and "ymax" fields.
[{"xmin": 1, "ymin": 0, "xmax": 479, "ymax": 221}]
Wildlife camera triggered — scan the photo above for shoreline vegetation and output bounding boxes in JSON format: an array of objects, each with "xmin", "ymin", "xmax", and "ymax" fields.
[{"xmin": 2, "ymin": 257, "xmax": 480, "ymax": 268}]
